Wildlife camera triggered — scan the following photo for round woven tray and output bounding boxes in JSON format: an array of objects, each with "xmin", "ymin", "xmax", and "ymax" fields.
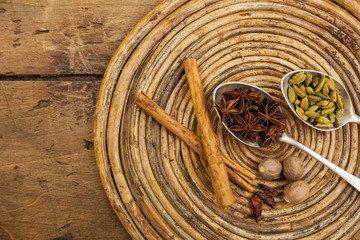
[{"xmin": 94, "ymin": 0, "xmax": 360, "ymax": 239}]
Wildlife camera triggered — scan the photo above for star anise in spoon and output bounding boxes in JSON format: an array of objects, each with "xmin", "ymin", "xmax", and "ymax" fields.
[
  {"xmin": 215, "ymin": 96, "xmax": 241, "ymax": 123},
  {"xmin": 258, "ymin": 100, "xmax": 286, "ymax": 127},
  {"xmin": 229, "ymin": 110, "xmax": 266, "ymax": 142},
  {"xmin": 238, "ymin": 89, "xmax": 262, "ymax": 114},
  {"xmin": 223, "ymin": 89, "xmax": 242, "ymax": 100},
  {"xmin": 261, "ymin": 130, "xmax": 282, "ymax": 147},
  {"xmin": 216, "ymin": 87, "xmax": 286, "ymax": 146}
]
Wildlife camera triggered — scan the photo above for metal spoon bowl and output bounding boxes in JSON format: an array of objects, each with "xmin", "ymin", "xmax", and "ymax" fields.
[
  {"xmin": 281, "ymin": 69, "xmax": 360, "ymax": 131},
  {"xmin": 213, "ymin": 82, "xmax": 275, "ymax": 148},
  {"xmin": 213, "ymin": 81, "xmax": 360, "ymax": 192}
]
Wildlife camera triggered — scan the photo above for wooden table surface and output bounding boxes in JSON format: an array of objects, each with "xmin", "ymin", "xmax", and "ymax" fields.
[
  {"xmin": 2, "ymin": 1, "xmax": 360, "ymax": 240},
  {"xmin": 0, "ymin": 1, "xmax": 162, "ymax": 239}
]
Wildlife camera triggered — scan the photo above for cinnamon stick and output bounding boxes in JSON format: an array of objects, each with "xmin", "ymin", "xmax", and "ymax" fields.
[
  {"xmin": 183, "ymin": 58, "xmax": 234, "ymax": 207},
  {"xmin": 227, "ymin": 168, "xmax": 254, "ymax": 192},
  {"xmin": 134, "ymin": 92, "xmax": 205, "ymax": 157},
  {"xmin": 223, "ymin": 155, "xmax": 255, "ymax": 181},
  {"xmin": 134, "ymin": 92, "xmax": 255, "ymax": 191}
]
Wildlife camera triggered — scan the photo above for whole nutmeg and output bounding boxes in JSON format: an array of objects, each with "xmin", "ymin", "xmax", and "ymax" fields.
[
  {"xmin": 258, "ymin": 158, "xmax": 282, "ymax": 180},
  {"xmin": 283, "ymin": 180, "xmax": 310, "ymax": 204},
  {"xmin": 282, "ymin": 156, "xmax": 304, "ymax": 181}
]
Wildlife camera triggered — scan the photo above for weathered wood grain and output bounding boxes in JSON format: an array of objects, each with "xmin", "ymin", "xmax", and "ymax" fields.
[
  {"xmin": 1, "ymin": 0, "xmax": 358, "ymax": 76},
  {"xmin": 0, "ymin": 78, "xmax": 131, "ymax": 240},
  {"xmin": 2, "ymin": 1, "xmax": 360, "ymax": 239},
  {"xmin": 0, "ymin": 0, "xmax": 163, "ymax": 75}
]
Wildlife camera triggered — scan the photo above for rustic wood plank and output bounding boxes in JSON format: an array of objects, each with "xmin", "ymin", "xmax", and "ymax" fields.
[
  {"xmin": 0, "ymin": 77, "xmax": 131, "ymax": 240},
  {"xmin": 0, "ymin": 0, "xmax": 163, "ymax": 75},
  {"xmin": 0, "ymin": 0, "xmax": 358, "ymax": 76}
]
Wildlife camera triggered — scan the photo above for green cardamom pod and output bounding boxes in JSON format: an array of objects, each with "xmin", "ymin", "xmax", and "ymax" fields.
[
  {"xmin": 300, "ymin": 96, "xmax": 309, "ymax": 110},
  {"xmin": 330, "ymin": 90, "xmax": 337, "ymax": 102},
  {"xmin": 336, "ymin": 93, "xmax": 343, "ymax": 109},
  {"xmin": 289, "ymin": 72, "xmax": 306, "ymax": 85},
  {"xmin": 326, "ymin": 77, "xmax": 336, "ymax": 91},
  {"xmin": 322, "ymin": 83, "xmax": 329, "ymax": 96},
  {"xmin": 308, "ymin": 94, "xmax": 322, "ymax": 102},
  {"xmin": 314, "ymin": 75, "xmax": 326, "ymax": 93},
  {"xmin": 315, "ymin": 122, "xmax": 334, "ymax": 128},
  {"xmin": 322, "ymin": 102, "xmax": 335, "ymax": 109},
  {"xmin": 294, "ymin": 99, "xmax": 301, "ymax": 106},
  {"xmin": 329, "ymin": 113, "xmax": 335, "ymax": 123},
  {"xmin": 334, "ymin": 117, "xmax": 340, "ymax": 127},
  {"xmin": 316, "ymin": 100, "xmax": 329, "ymax": 106},
  {"xmin": 308, "ymin": 105, "xmax": 319, "ymax": 111},
  {"xmin": 293, "ymin": 85, "xmax": 306, "ymax": 98},
  {"xmin": 306, "ymin": 86, "xmax": 314, "ymax": 94},
  {"xmin": 315, "ymin": 116, "xmax": 331, "ymax": 124},
  {"xmin": 296, "ymin": 107, "xmax": 308, "ymax": 121},
  {"xmin": 321, "ymin": 107, "xmax": 335, "ymax": 115},
  {"xmin": 312, "ymin": 77, "xmax": 319, "ymax": 87},
  {"xmin": 304, "ymin": 74, "xmax": 313, "ymax": 86},
  {"xmin": 288, "ymin": 86, "xmax": 296, "ymax": 103},
  {"xmin": 315, "ymin": 91, "xmax": 329, "ymax": 99},
  {"xmin": 305, "ymin": 110, "xmax": 321, "ymax": 118},
  {"xmin": 300, "ymin": 84, "xmax": 306, "ymax": 93}
]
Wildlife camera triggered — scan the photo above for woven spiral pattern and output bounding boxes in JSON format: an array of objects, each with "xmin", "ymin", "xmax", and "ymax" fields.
[{"xmin": 95, "ymin": 0, "xmax": 360, "ymax": 239}]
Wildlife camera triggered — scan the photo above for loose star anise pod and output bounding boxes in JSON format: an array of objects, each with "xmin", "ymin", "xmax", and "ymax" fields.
[
  {"xmin": 215, "ymin": 96, "xmax": 241, "ymax": 123},
  {"xmin": 259, "ymin": 100, "xmax": 286, "ymax": 127},
  {"xmin": 229, "ymin": 110, "xmax": 266, "ymax": 142}
]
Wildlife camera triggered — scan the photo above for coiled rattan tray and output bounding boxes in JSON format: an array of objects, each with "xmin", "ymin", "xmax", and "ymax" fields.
[{"xmin": 94, "ymin": 0, "xmax": 360, "ymax": 239}]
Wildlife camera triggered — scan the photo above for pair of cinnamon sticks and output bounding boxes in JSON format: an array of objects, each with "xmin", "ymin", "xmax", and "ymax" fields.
[{"xmin": 134, "ymin": 59, "xmax": 255, "ymax": 207}]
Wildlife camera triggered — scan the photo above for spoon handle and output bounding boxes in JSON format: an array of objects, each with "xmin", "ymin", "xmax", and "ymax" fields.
[
  {"xmin": 280, "ymin": 133, "xmax": 360, "ymax": 192},
  {"xmin": 349, "ymin": 113, "xmax": 360, "ymax": 124}
]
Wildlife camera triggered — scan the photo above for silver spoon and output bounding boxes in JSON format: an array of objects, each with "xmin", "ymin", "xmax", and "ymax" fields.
[
  {"xmin": 281, "ymin": 69, "xmax": 360, "ymax": 131},
  {"xmin": 213, "ymin": 82, "xmax": 360, "ymax": 192}
]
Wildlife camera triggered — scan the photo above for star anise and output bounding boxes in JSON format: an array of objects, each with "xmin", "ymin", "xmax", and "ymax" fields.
[
  {"xmin": 223, "ymin": 89, "xmax": 241, "ymax": 100},
  {"xmin": 243, "ymin": 102, "xmax": 259, "ymax": 116},
  {"xmin": 261, "ymin": 130, "xmax": 282, "ymax": 147},
  {"xmin": 237, "ymin": 89, "xmax": 262, "ymax": 113},
  {"xmin": 229, "ymin": 110, "xmax": 266, "ymax": 142},
  {"xmin": 258, "ymin": 100, "xmax": 286, "ymax": 127},
  {"xmin": 215, "ymin": 96, "xmax": 241, "ymax": 123},
  {"xmin": 219, "ymin": 87, "xmax": 287, "ymax": 146},
  {"xmin": 265, "ymin": 124, "xmax": 277, "ymax": 136}
]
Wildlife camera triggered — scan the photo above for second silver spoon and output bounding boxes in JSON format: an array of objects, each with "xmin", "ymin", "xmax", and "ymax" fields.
[{"xmin": 281, "ymin": 69, "xmax": 360, "ymax": 131}]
